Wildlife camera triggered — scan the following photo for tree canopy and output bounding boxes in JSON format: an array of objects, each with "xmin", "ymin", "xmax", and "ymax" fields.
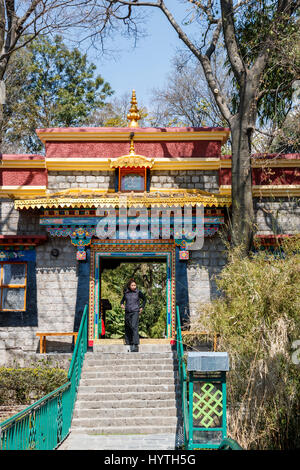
[
  {"xmin": 90, "ymin": 0, "xmax": 298, "ymax": 252},
  {"xmin": 3, "ymin": 35, "xmax": 113, "ymax": 153}
]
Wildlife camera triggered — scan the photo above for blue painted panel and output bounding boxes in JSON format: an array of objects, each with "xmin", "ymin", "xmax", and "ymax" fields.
[{"xmin": 0, "ymin": 249, "xmax": 36, "ymax": 262}]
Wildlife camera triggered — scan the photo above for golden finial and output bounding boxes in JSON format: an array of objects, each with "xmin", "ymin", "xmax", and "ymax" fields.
[
  {"xmin": 127, "ymin": 89, "xmax": 141, "ymax": 127},
  {"xmin": 129, "ymin": 134, "xmax": 136, "ymax": 155}
]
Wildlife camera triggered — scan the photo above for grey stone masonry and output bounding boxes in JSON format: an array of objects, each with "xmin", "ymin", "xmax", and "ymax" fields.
[
  {"xmin": 0, "ymin": 199, "xmax": 45, "ymax": 235},
  {"xmin": 59, "ymin": 345, "xmax": 183, "ymax": 450},
  {"xmin": 47, "ymin": 171, "xmax": 115, "ymax": 192},
  {"xmin": 0, "ymin": 238, "xmax": 79, "ymax": 363},
  {"xmin": 35, "ymin": 238, "xmax": 78, "ymax": 334},
  {"xmin": 186, "ymin": 235, "xmax": 227, "ymax": 320},
  {"xmin": 254, "ymin": 197, "xmax": 300, "ymax": 235},
  {"xmin": 150, "ymin": 170, "xmax": 219, "ymax": 192}
]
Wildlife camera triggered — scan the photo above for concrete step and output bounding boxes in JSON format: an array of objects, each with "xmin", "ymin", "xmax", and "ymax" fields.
[
  {"xmin": 82, "ymin": 365, "xmax": 178, "ymax": 374},
  {"xmin": 81, "ymin": 370, "xmax": 178, "ymax": 378},
  {"xmin": 58, "ymin": 432, "xmax": 179, "ymax": 450},
  {"xmin": 73, "ymin": 407, "xmax": 181, "ymax": 419},
  {"xmin": 70, "ymin": 425, "xmax": 179, "ymax": 435},
  {"xmin": 76, "ymin": 390, "xmax": 180, "ymax": 401},
  {"xmin": 71, "ymin": 415, "xmax": 179, "ymax": 429},
  {"xmin": 85, "ymin": 351, "xmax": 177, "ymax": 358},
  {"xmin": 84, "ymin": 355, "xmax": 177, "ymax": 364},
  {"xmin": 74, "ymin": 398, "xmax": 178, "ymax": 410},
  {"xmin": 92, "ymin": 344, "xmax": 174, "ymax": 353},
  {"xmin": 83, "ymin": 361, "xmax": 178, "ymax": 370},
  {"xmin": 77, "ymin": 383, "xmax": 178, "ymax": 394},
  {"xmin": 79, "ymin": 376, "xmax": 179, "ymax": 387}
]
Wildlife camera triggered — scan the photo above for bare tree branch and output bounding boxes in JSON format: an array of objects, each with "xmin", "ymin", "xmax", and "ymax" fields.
[{"xmin": 220, "ymin": 0, "xmax": 246, "ymax": 86}]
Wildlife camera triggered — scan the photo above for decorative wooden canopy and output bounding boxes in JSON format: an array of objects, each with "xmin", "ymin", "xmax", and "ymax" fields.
[{"xmin": 14, "ymin": 189, "xmax": 231, "ymax": 210}]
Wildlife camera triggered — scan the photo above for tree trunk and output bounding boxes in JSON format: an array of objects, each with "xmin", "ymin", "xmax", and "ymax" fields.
[{"xmin": 230, "ymin": 114, "xmax": 255, "ymax": 252}]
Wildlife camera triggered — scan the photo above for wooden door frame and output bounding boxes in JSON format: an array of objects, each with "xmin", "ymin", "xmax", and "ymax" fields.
[{"xmin": 89, "ymin": 239, "xmax": 176, "ymax": 346}]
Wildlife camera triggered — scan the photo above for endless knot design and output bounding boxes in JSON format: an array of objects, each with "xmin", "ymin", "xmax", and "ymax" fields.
[{"xmin": 193, "ymin": 383, "xmax": 223, "ymax": 428}]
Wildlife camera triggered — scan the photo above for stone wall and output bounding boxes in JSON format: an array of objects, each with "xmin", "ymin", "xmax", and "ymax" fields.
[
  {"xmin": 0, "ymin": 238, "xmax": 80, "ymax": 365},
  {"xmin": 254, "ymin": 197, "xmax": 300, "ymax": 235},
  {"xmin": 46, "ymin": 169, "xmax": 220, "ymax": 193},
  {"xmin": 0, "ymin": 199, "xmax": 44, "ymax": 235},
  {"xmin": 186, "ymin": 236, "xmax": 227, "ymax": 321},
  {"xmin": 150, "ymin": 170, "xmax": 219, "ymax": 192},
  {"xmin": 1, "ymin": 189, "xmax": 299, "ymax": 363},
  {"xmin": 35, "ymin": 238, "xmax": 78, "ymax": 333},
  {"xmin": 47, "ymin": 171, "xmax": 115, "ymax": 192}
]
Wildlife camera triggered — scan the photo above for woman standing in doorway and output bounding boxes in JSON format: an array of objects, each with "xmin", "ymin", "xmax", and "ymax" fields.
[{"xmin": 120, "ymin": 279, "xmax": 146, "ymax": 352}]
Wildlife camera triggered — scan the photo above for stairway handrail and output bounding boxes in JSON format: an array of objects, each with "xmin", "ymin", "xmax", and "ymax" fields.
[
  {"xmin": 175, "ymin": 305, "xmax": 189, "ymax": 448},
  {"xmin": 0, "ymin": 305, "xmax": 88, "ymax": 450},
  {"xmin": 218, "ymin": 437, "xmax": 243, "ymax": 450}
]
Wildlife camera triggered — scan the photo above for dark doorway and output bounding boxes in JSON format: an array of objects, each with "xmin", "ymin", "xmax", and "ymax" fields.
[{"xmin": 99, "ymin": 257, "xmax": 167, "ymax": 339}]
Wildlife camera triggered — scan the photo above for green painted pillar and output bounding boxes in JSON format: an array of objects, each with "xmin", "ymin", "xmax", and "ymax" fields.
[{"xmin": 187, "ymin": 352, "xmax": 229, "ymax": 450}]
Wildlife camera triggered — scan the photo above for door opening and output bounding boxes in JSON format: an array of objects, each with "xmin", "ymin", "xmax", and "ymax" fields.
[{"xmin": 99, "ymin": 257, "xmax": 167, "ymax": 340}]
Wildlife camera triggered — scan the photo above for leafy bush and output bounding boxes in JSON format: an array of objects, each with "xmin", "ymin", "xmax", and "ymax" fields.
[
  {"xmin": 191, "ymin": 236, "xmax": 300, "ymax": 449},
  {"xmin": 0, "ymin": 364, "xmax": 68, "ymax": 405}
]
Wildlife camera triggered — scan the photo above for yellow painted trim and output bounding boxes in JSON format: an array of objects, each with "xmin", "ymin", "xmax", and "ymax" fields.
[
  {"xmin": 219, "ymin": 185, "xmax": 300, "ymax": 197},
  {"xmin": 219, "ymin": 185, "xmax": 231, "ymax": 195},
  {"xmin": 220, "ymin": 158, "xmax": 300, "ymax": 168},
  {"xmin": 253, "ymin": 185, "xmax": 300, "ymax": 197},
  {"xmin": 3, "ymin": 156, "xmax": 298, "ymax": 171},
  {"xmin": 45, "ymin": 157, "xmax": 223, "ymax": 171},
  {"xmin": 220, "ymin": 159, "xmax": 232, "ymax": 168},
  {"xmin": 0, "ymin": 186, "xmax": 47, "ymax": 198},
  {"xmin": 46, "ymin": 188, "xmax": 115, "ymax": 195},
  {"xmin": 1, "ymin": 160, "xmax": 45, "ymax": 169},
  {"xmin": 36, "ymin": 129, "xmax": 230, "ymax": 144},
  {"xmin": 251, "ymin": 159, "xmax": 300, "ymax": 168}
]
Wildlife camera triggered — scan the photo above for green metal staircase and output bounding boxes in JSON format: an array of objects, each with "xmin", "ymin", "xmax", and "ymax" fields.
[
  {"xmin": 0, "ymin": 305, "xmax": 88, "ymax": 450},
  {"xmin": 0, "ymin": 304, "xmax": 242, "ymax": 450}
]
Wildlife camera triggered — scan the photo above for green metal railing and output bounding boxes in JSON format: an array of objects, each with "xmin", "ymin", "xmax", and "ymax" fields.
[
  {"xmin": 0, "ymin": 304, "xmax": 88, "ymax": 450},
  {"xmin": 176, "ymin": 305, "xmax": 189, "ymax": 448},
  {"xmin": 218, "ymin": 437, "xmax": 243, "ymax": 450},
  {"xmin": 175, "ymin": 305, "xmax": 242, "ymax": 451}
]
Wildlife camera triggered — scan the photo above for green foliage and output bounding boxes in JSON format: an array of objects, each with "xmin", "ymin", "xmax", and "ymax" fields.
[
  {"xmin": 101, "ymin": 261, "xmax": 167, "ymax": 339},
  {"xmin": 0, "ymin": 363, "xmax": 68, "ymax": 405},
  {"xmin": 270, "ymin": 110, "xmax": 300, "ymax": 153},
  {"xmin": 192, "ymin": 236, "xmax": 300, "ymax": 449},
  {"xmin": 231, "ymin": 1, "xmax": 299, "ymax": 128},
  {"xmin": 4, "ymin": 35, "xmax": 113, "ymax": 152}
]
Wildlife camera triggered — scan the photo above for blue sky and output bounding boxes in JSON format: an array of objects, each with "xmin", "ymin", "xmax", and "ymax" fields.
[{"xmin": 85, "ymin": 3, "xmax": 198, "ymax": 108}]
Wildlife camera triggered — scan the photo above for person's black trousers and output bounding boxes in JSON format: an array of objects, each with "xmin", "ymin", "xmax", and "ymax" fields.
[{"xmin": 124, "ymin": 310, "xmax": 140, "ymax": 345}]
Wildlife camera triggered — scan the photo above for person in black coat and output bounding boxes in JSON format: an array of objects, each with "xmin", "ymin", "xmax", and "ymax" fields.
[{"xmin": 120, "ymin": 278, "xmax": 146, "ymax": 352}]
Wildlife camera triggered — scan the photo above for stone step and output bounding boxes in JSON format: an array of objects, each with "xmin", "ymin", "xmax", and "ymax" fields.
[
  {"xmin": 71, "ymin": 415, "xmax": 179, "ymax": 429},
  {"xmin": 85, "ymin": 345, "xmax": 177, "ymax": 358},
  {"xmin": 83, "ymin": 359, "xmax": 178, "ymax": 368},
  {"xmin": 70, "ymin": 425, "xmax": 179, "ymax": 435},
  {"xmin": 81, "ymin": 369, "xmax": 178, "ymax": 378},
  {"xmin": 92, "ymin": 344, "xmax": 174, "ymax": 353},
  {"xmin": 79, "ymin": 376, "xmax": 179, "ymax": 387},
  {"xmin": 82, "ymin": 360, "xmax": 178, "ymax": 371},
  {"xmin": 74, "ymin": 398, "xmax": 178, "ymax": 410},
  {"xmin": 85, "ymin": 352, "xmax": 177, "ymax": 364},
  {"xmin": 73, "ymin": 407, "xmax": 181, "ymax": 419},
  {"xmin": 77, "ymin": 383, "xmax": 178, "ymax": 394},
  {"xmin": 58, "ymin": 432, "xmax": 178, "ymax": 450},
  {"xmin": 76, "ymin": 390, "xmax": 180, "ymax": 401}
]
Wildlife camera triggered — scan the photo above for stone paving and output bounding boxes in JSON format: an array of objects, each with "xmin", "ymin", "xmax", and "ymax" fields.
[
  {"xmin": 58, "ymin": 432, "xmax": 183, "ymax": 450},
  {"xmin": 57, "ymin": 344, "xmax": 183, "ymax": 451}
]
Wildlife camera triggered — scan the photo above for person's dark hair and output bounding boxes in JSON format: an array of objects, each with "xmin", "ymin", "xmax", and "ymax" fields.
[{"xmin": 127, "ymin": 278, "xmax": 136, "ymax": 289}]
